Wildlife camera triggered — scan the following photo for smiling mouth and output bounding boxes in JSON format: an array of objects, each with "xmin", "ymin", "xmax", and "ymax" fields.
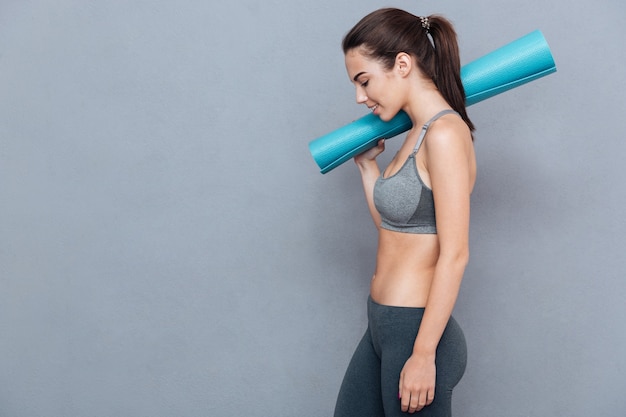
[{"xmin": 369, "ymin": 104, "xmax": 379, "ymax": 112}]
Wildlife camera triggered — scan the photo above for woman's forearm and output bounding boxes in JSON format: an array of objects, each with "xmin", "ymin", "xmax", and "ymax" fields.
[
  {"xmin": 412, "ymin": 254, "xmax": 468, "ymax": 355},
  {"xmin": 356, "ymin": 160, "xmax": 382, "ymax": 228}
]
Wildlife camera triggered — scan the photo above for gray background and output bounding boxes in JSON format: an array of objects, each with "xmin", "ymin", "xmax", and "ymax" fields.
[{"xmin": 1, "ymin": 0, "xmax": 625, "ymax": 416}]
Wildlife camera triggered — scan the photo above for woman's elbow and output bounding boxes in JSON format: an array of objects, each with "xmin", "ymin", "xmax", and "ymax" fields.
[{"xmin": 440, "ymin": 247, "xmax": 470, "ymax": 269}]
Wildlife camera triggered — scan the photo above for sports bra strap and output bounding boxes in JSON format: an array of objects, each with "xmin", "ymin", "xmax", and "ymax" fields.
[{"xmin": 412, "ymin": 109, "xmax": 460, "ymax": 153}]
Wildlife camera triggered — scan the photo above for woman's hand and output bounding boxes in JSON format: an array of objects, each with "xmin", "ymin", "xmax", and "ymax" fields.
[
  {"xmin": 398, "ymin": 353, "xmax": 436, "ymax": 413},
  {"xmin": 354, "ymin": 138, "xmax": 385, "ymax": 168}
]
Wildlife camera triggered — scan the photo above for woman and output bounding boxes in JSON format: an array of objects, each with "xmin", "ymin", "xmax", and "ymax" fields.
[{"xmin": 334, "ymin": 8, "xmax": 476, "ymax": 417}]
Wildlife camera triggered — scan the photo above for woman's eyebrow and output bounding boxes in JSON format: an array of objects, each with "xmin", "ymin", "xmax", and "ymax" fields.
[{"xmin": 353, "ymin": 71, "xmax": 366, "ymax": 82}]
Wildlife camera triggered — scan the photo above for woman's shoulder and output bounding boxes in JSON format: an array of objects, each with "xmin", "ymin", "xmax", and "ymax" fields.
[{"xmin": 424, "ymin": 114, "xmax": 472, "ymax": 152}]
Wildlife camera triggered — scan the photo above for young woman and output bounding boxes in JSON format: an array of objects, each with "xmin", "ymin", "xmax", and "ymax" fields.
[{"xmin": 333, "ymin": 8, "xmax": 476, "ymax": 417}]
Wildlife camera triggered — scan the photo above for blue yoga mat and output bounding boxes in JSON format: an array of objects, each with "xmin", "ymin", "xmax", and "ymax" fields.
[{"xmin": 309, "ymin": 30, "xmax": 557, "ymax": 174}]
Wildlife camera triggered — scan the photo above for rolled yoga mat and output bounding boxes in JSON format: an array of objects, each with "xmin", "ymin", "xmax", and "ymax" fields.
[{"xmin": 309, "ymin": 30, "xmax": 557, "ymax": 174}]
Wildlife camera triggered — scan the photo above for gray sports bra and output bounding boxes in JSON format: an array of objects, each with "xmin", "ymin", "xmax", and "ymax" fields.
[{"xmin": 373, "ymin": 109, "xmax": 459, "ymax": 234}]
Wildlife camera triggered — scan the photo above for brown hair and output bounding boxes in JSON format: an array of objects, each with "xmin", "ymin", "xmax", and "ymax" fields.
[{"xmin": 342, "ymin": 8, "xmax": 474, "ymax": 131}]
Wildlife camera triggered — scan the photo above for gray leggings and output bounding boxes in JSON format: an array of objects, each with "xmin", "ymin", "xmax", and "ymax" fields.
[{"xmin": 334, "ymin": 296, "xmax": 467, "ymax": 417}]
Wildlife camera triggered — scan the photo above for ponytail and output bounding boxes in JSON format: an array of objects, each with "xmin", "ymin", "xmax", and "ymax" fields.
[
  {"xmin": 428, "ymin": 16, "xmax": 474, "ymax": 131},
  {"xmin": 342, "ymin": 8, "xmax": 474, "ymax": 132}
]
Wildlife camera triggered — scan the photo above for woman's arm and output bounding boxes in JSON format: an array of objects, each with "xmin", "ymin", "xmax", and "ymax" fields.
[
  {"xmin": 353, "ymin": 139, "xmax": 385, "ymax": 229},
  {"xmin": 399, "ymin": 122, "xmax": 474, "ymax": 413}
]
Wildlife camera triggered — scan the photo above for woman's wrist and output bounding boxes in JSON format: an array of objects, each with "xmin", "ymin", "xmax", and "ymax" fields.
[
  {"xmin": 412, "ymin": 339, "xmax": 438, "ymax": 358},
  {"xmin": 411, "ymin": 347, "xmax": 437, "ymax": 361},
  {"xmin": 355, "ymin": 157, "xmax": 378, "ymax": 172}
]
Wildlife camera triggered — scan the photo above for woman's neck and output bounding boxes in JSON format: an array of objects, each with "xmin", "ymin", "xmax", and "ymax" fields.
[{"xmin": 402, "ymin": 79, "xmax": 451, "ymax": 128}]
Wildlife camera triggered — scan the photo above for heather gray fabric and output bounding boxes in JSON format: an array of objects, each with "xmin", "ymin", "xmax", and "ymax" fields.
[
  {"xmin": 334, "ymin": 296, "xmax": 467, "ymax": 417},
  {"xmin": 373, "ymin": 110, "xmax": 460, "ymax": 234}
]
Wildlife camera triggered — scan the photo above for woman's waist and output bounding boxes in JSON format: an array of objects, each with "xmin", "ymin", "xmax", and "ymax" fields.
[
  {"xmin": 370, "ymin": 265, "xmax": 435, "ymax": 307},
  {"xmin": 372, "ymin": 231, "xmax": 439, "ymax": 306},
  {"xmin": 375, "ymin": 238, "xmax": 439, "ymax": 273}
]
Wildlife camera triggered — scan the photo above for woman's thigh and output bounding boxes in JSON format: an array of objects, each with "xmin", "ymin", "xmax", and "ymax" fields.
[{"xmin": 334, "ymin": 328, "xmax": 385, "ymax": 417}]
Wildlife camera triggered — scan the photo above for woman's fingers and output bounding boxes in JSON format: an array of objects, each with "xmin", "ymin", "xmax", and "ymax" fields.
[
  {"xmin": 399, "ymin": 354, "xmax": 437, "ymax": 412},
  {"xmin": 426, "ymin": 388, "xmax": 435, "ymax": 406},
  {"xmin": 400, "ymin": 387, "xmax": 435, "ymax": 413}
]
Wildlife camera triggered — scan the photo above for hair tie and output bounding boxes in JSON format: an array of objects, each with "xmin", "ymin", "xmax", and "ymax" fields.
[{"xmin": 420, "ymin": 16, "xmax": 430, "ymax": 33}]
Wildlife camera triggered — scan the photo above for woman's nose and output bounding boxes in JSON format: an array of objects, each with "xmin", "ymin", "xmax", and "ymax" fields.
[{"xmin": 355, "ymin": 87, "xmax": 368, "ymax": 104}]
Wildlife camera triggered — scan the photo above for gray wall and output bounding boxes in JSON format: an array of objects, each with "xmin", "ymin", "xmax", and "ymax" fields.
[{"xmin": 1, "ymin": 0, "xmax": 625, "ymax": 416}]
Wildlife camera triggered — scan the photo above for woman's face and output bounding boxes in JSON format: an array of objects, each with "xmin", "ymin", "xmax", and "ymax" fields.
[{"xmin": 344, "ymin": 48, "xmax": 402, "ymax": 121}]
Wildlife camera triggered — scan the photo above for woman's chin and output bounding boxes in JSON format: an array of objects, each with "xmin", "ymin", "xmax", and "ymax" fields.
[{"xmin": 376, "ymin": 108, "xmax": 402, "ymax": 122}]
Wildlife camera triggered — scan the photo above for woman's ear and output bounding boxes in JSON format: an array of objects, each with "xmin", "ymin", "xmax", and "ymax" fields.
[{"xmin": 394, "ymin": 52, "xmax": 413, "ymax": 77}]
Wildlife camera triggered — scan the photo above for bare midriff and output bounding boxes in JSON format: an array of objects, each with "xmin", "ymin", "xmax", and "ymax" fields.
[{"xmin": 370, "ymin": 228, "xmax": 440, "ymax": 307}]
